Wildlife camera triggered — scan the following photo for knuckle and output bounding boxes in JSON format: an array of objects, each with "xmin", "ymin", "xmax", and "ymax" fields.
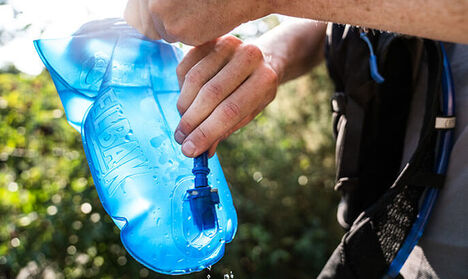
[
  {"xmin": 202, "ymin": 82, "xmax": 224, "ymax": 101},
  {"xmin": 176, "ymin": 100, "xmax": 187, "ymax": 115},
  {"xmin": 223, "ymin": 35, "xmax": 242, "ymax": 45},
  {"xmin": 220, "ymin": 101, "xmax": 241, "ymax": 120},
  {"xmin": 195, "ymin": 126, "xmax": 210, "ymax": 142},
  {"xmin": 241, "ymin": 43, "xmax": 263, "ymax": 62},
  {"xmin": 185, "ymin": 69, "xmax": 202, "ymax": 85},
  {"xmin": 270, "ymin": 86, "xmax": 278, "ymax": 99},
  {"xmin": 163, "ymin": 36, "xmax": 177, "ymax": 43},
  {"xmin": 176, "ymin": 65, "xmax": 187, "ymax": 83},
  {"xmin": 178, "ymin": 117, "xmax": 194, "ymax": 133},
  {"xmin": 176, "ymin": 64, "xmax": 185, "ymax": 78},
  {"xmin": 216, "ymin": 35, "xmax": 242, "ymax": 52},
  {"xmin": 262, "ymin": 64, "xmax": 279, "ymax": 86},
  {"xmin": 164, "ymin": 22, "xmax": 184, "ymax": 40},
  {"xmin": 148, "ymin": 0, "xmax": 163, "ymax": 14},
  {"xmin": 266, "ymin": 88, "xmax": 277, "ymax": 103}
]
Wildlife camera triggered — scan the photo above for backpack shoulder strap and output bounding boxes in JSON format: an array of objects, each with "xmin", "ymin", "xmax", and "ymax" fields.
[
  {"xmin": 320, "ymin": 26, "xmax": 445, "ymax": 278},
  {"xmin": 326, "ymin": 24, "xmax": 425, "ymax": 229}
]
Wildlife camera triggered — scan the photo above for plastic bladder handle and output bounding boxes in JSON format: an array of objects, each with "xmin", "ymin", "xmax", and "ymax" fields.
[{"xmin": 34, "ymin": 18, "xmax": 237, "ymax": 275}]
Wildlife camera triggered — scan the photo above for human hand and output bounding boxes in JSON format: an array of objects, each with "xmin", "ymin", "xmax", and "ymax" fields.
[
  {"xmin": 174, "ymin": 35, "xmax": 279, "ymax": 157},
  {"xmin": 124, "ymin": 0, "xmax": 272, "ymax": 45}
]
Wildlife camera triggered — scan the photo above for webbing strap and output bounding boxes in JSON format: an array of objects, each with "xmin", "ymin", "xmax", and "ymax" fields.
[
  {"xmin": 403, "ymin": 172, "xmax": 445, "ymax": 188},
  {"xmin": 332, "ymin": 92, "xmax": 366, "ymax": 229},
  {"xmin": 334, "ymin": 94, "xmax": 364, "ymax": 184}
]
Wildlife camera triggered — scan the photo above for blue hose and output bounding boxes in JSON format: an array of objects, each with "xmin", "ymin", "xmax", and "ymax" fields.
[
  {"xmin": 385, "ymin": 43, "xmax": 456, "ymax": 278},
  {"xmin": 360, "ymin": 32, "xmax": 385, "ymax": 84}
]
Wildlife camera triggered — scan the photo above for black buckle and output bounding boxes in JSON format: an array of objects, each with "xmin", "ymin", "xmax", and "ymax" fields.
[
  {"xmin": 331, "ymin": 92, "xmax": 347, "ymax": 113},
  {"xmin": 334, "ymin": 177, "xmax": 359, "ymax": 191}
]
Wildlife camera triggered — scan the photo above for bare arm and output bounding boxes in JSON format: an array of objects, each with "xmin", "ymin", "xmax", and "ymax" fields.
[
  {"xmin": 274, "ymin": 0, "xmax": 467, "ymax": 43},
  {"xmin": 173, "ymin": 20, "xmax": 325, "ymax": 157},
  {"xmin": 125, "ymin": 0, "xmax": 467, "ymax": 45}
]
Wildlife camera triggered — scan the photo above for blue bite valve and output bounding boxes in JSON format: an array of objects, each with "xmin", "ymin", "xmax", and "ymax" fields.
[
  {"xmin": 193, "ymin": 152, "xmax": 210, "ymax": 187},
  {"xmin": 187, "ymin": 152, "xmax": 220, "ymax": 230}
]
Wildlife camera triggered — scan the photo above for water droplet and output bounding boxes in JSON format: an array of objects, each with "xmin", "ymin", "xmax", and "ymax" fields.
[
  {"xmin": 150, "ymin": 136, "xmax": 165, "ymax": 148},
  {"xmin": 205, "ymin": 266, "xmax": 212, "ymax": 279}
]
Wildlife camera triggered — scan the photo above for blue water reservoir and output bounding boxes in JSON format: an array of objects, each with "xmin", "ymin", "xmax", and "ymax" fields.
[{"xmin": 34, "ymin": 18, "xmax": 237, "ymax": 275}]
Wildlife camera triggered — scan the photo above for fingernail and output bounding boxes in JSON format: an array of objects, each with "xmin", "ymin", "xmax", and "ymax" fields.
[
  {"xmin": 182, "ymin": 140, "xmax": 196, "ymax": 157},
  {"xmin": 174, "ymin": 129, "xmax": 186, "ymax": 144}
]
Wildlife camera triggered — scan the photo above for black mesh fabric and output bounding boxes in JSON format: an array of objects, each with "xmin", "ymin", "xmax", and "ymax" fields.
[
  {"xmin": 318, "ymin": 178, "xmax": 430, "ymax": 278},
  {"xmin": 374, "ymin": 185, "xmax": 424, "ymax": 264}
]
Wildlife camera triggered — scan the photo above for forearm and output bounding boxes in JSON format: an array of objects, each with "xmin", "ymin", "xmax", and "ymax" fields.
[
  {"xmin": 273, "ymin": 0, "xmax": 467, "ymax": 44},
  {"xmin": 256, "ymin": 19, "xmax": 326, "ymax": 84}
]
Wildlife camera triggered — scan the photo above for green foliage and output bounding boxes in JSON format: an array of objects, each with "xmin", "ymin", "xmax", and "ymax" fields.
[{"xmin": 0, "ymin": 66, "xmax": 342, "ymax": 278}]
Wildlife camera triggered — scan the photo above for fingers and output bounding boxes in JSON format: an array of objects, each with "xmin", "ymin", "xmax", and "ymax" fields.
[
  {"xmin": 176, "ymin": 36, "xmax": 242, "ymax": 111},
  {"xmin": 139, "ymin": 0, "xmax": 161, "ymax": 40},
  {"xmin": 176, "ymin": 41, "xmax": 241, "ymax": 116},
  {"xmin": 175, "ymin": 43, "xmax": 264, "ymax": 144},
  {"xmin": 124, "ymin": 0, "xmax": 143, "ymax": 32},
  {"xmin": 124, "ymin": 0, "xmax": 162, "ymax": 40},
  {"xmin": 176, "ymin": 40, "xmax": 218, "ymax": 88},
  {"xmin": 180, "ymin": 63, "xmax": 278, "ymax": 157}
]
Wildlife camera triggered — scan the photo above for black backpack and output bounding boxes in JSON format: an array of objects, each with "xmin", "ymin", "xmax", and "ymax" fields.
[{"xmin": 318, "ymin": 24, "xmax": 455, "ymax": 278}]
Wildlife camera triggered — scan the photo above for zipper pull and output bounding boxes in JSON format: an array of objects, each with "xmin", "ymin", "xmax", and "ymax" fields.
[{"xmin": 360, "ymin": 31, "xmax": 385, "ymax": 84}]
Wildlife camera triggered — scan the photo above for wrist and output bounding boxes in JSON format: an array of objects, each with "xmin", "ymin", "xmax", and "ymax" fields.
[
  {"xmin": 261, "ymin": 48, "xmax": 287, "ymax": 84},
  {"xmin": 254, "ymin": 29, "xmax": 288, "ymax": 84}
]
